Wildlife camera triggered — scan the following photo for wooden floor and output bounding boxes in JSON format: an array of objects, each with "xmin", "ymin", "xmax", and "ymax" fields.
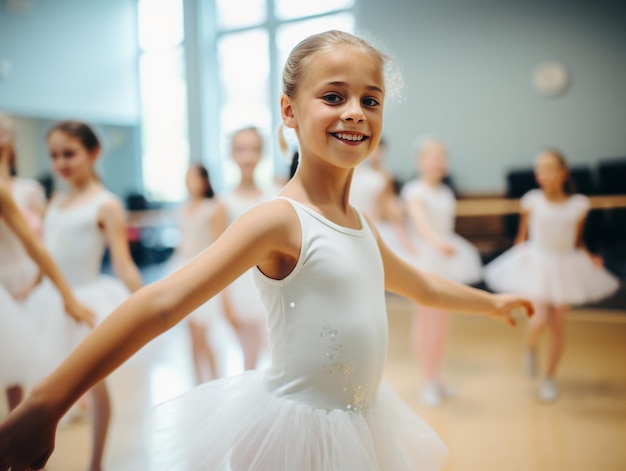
[{"xmin": 3, "ymin": 298, "xmax": 625, "ymax": 471}]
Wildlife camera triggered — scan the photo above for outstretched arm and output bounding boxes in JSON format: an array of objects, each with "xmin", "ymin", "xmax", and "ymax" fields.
[
  {"xmin": 99, "ymin": 198, "xmax": 142, "ymax": 292},
  {"xmin": 0, "ymin": 186, "xmax": 94, "ymax": 326},
  {"xmin": 0, "ymin": 199, "xmax": 299, "ymax": 470},
  {"xmin": 373, "ymin": 221, "xmax": 533, "ymax": 324}
]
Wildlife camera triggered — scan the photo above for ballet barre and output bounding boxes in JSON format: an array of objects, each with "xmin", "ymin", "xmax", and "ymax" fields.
[
  {"xmin": 455, "ymin": 195, "xmax": 626, "ymax": 217},
  {"xmin": 124, "ymin": 196, "xmax": 626, "ymax": 226}
]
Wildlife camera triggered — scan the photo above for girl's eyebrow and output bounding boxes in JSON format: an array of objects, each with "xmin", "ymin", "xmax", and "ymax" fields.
[{"xmin": 325, "ymin": 81, "xmax": 384, "ymax": 94}]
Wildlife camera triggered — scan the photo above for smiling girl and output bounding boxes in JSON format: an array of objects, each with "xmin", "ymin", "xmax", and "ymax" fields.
[
  {"xmin": 485, "ymin": 149, "xmax": 618, "ymax": 401},
  {"xmin": 0, "ymin": 32, "xmax": 531, "ymax": 471},
  {"xmin": 23, "ymin": 121, "xmax": 142, "ymax": 471}
]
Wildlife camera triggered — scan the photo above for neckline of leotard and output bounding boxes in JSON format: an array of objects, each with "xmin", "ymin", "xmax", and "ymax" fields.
[
  {"xmin": 51, "ymin": 189, "xmax": 111, "ymax": 213},
  {"xmin": 276, "ymin": 196, "xmax": 367, "ymax": 236}
]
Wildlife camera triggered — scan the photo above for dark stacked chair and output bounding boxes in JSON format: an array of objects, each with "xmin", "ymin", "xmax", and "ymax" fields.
[{"xmin": 596, "ymin": 157, "xmax": 626, "ymax": 277}]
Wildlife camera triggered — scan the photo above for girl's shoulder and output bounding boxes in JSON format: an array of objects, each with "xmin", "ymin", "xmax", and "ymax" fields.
[
  {"xmin": 520, "ymin": 189, "xmax": 543, "ymax": 211},
  {"xmin": 567, "ymin": 193, "xmax": 590, "ymax": 214}
]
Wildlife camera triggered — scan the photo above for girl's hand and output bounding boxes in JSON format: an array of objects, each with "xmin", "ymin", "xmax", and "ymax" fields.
[
  {"xmin": 11, "ymin": 276, "xmax": 42, "ymax": 301},
  {"xmin": 589, "ymin": 253, "xmax": 604, "ymax": 267},
  {"xmin": 0, "ymin": 397, "xmax": 59, "ymax": 471},
  {"xmin": 487, "ymin": 293, "xmax": 534, "ymax": 327},
  {"xmin": 434, "ymin": 239, "xmax": 456, "ymax": 256},
  {"xmin": 63, "ymin": 298, "xmax": 96, "ymax": 328}
]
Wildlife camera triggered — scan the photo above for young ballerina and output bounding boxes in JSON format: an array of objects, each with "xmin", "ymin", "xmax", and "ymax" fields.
[
  {"xmin": 0, "ymin": 31, "xmax": 533, "ymax": 471},
  {"xmin": 350, "ymin": 137, "xmax": 415, "ymax": 257},
  {"xmin": 22, "ymin": 120, "xmax": 142, "ymax": 471},
  {"xmin": 484, "ymin": 149, "xmax": 619, "ymax": 401},
  {"xmin": 215, "ymin": 127, "xmax": 274, "ymax": 370},
  {"xmin": 166, "ymin": 164, "xmax": 234, "ymax": 383},
  {"xmin": 0, "ymin": 185, "xmax": 94, "ymax": 412},
  {"xmin": 401, "ymin": 137, "xmax": 483, "ymax": 406}
]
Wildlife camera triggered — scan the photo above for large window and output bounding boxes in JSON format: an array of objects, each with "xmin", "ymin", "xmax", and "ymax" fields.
[
  {"xmin": 137, "ymin": 0, "xmax": 189, "ymax": 202},
  {"xmin": 138, "ymin": 0, "xmax": 355, "ymax": 201},
  {"xmin": 212, "ymin": 0, "xmax": 355, "ymax": 190}
]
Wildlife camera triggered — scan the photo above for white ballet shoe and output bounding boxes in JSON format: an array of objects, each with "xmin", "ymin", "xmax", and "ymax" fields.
[
  {"xmin": 420, "ymin": 382, "xmax": 442, "ymax": 407},
  {"xmin": 436, "ymin": 381, "xmax": 457, "ymax": 398},
  {"xmin": 539, "ymin": 378, "xmax": 558, "ymax": 402}
]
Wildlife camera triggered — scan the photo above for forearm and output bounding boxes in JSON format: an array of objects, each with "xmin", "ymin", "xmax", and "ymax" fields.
[
  {"xmin": 28, "ymin": 282, "xmax": 172, "ymax": 418},
  {"xmin": 412, "ymin": 272, "xmax": 494, "ymax": 314},
  {"xmin": 113, "ymin": 261, "xmax": 142, "ymax": 293},
  {"xmin": 385, "ymin": 251, "xmax": 495, "ymax": 314}
]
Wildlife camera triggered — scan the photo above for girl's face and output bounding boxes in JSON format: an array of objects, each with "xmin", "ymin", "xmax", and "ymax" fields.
[
  {"xmin": 232, "ymin": 130, "xmax": 262, "ymax": 179},
  {"xmin": 281, "ymin": 44, "xmax": 384, "ymax": 171},
  {"xmin": 534, "ymin": 152, "xmax": 567, "ymax": 193},
  {"xmin": 48, "ymin": 130, "xmax": 98, "ymax": 185},
  {"xmin": 418, "ymin": 141, "xmax": 448, "ymax": 182},
  {"xmin": 185, "ymin": 167, "xmax": 206, "ymax": 197}
]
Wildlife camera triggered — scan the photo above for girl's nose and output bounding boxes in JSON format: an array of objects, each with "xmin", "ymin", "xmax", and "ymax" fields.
[{"xmin": 341, "ymin": 99, "xmax": 365, "ymax": 123}]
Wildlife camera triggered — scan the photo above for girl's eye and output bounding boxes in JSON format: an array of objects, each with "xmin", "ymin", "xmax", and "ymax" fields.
[
  {"xmin": 362, "ymin": 97, "xmax": 380, "ymax": 107},
  {"xmin": 323, "ymin": 94, "xmax": 342, "ymax": 104},
  {"xmin": 63, "ymin": 151, "xmax": 75, "ymax": 158}
]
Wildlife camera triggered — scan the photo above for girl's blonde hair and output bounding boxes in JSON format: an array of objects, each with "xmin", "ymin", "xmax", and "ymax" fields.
[{"xmin": 282, "ymin": 30, "xmax": 394, "ymax": 98}]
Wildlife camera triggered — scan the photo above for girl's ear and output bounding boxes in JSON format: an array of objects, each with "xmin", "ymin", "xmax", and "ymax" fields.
[
  {"xmin": 89, "ymin": 145, "xmax": 102, "ymax": 164},
  {"xmin": 281, "ymin": 94, "xmax": 297, "ymax": 129}
]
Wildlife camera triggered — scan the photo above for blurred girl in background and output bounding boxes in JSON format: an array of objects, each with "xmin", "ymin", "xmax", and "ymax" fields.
[
  {"xmin": 402, "ymin": 138, "xmax": 482, "ymax": 406},
  {"xmin": 484, "ymin": 149, "xmax": 619, "ymax": 401}
]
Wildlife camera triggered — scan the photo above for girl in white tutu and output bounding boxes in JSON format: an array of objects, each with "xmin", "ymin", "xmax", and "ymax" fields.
[
  {"xmin": 24, "ymin": 120, "xmax": 142, "ymax": 471},
  {"xmin": 351, "ymin": 137, "xmax": 415, "ymax": 258},
  {"xmin": 0, "ymin": 31, "xmax": 533, "ymax": 471},
  {"xmin": 402, "ymin": 138, "xmax": 483, "ymax": 406},
  {"xmin": 215, "ymin": 127, "xmax": 275, "ymax": 371},
  {"xmin": 0, "ymin": 185, "xmax": 93, "ymax": 412},
  {"xmin": 166, "ymin": 164, "xmax": 235, "ymax": 383},
  {"xmin": 484, "ymin": 149, "xmax": 619, "ymax": 401}
]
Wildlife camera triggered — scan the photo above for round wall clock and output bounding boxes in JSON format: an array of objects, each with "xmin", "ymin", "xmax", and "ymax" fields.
[{"xmin": 533, "ymin": 62, "xmax": 570, "ymax": 97}]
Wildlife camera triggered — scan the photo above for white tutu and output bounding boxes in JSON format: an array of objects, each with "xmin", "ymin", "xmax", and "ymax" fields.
[
  {"xmin": 24, "ymin": 276, "xmax": 130, "ymax": 372},
  {"xmin": 149, "ymin": 371, "xmax": 448, "ymax": 471},
  {"xmin": 409, "ymin": 234, "xmax": 483, "ymax": 285},
  {"xmin": 484, "ymin": 243, "xmax": 620, "ymax": 305},
  {"xmin": 0, "ymin": 286, "xmax": 44, "ymax": 388}
]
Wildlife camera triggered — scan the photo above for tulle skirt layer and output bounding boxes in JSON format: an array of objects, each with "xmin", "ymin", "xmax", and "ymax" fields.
[
  {"xmin": 410, "ymin": 234, "xmax": 482, "ymax": 285},
  {"xmin": 148, "ymin": 371, "xmax": 448, "ymax": 471},
  {"xmin": 0, "ymin": 286, "xmax": 44, "ymax": 387},
  {"xmin": 24, "ymin": 276, "xmax": 130, "ymax": 372},
  {"xmin": 484, "ymin": 243, "xmax": 620, "ymax": 305}
]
